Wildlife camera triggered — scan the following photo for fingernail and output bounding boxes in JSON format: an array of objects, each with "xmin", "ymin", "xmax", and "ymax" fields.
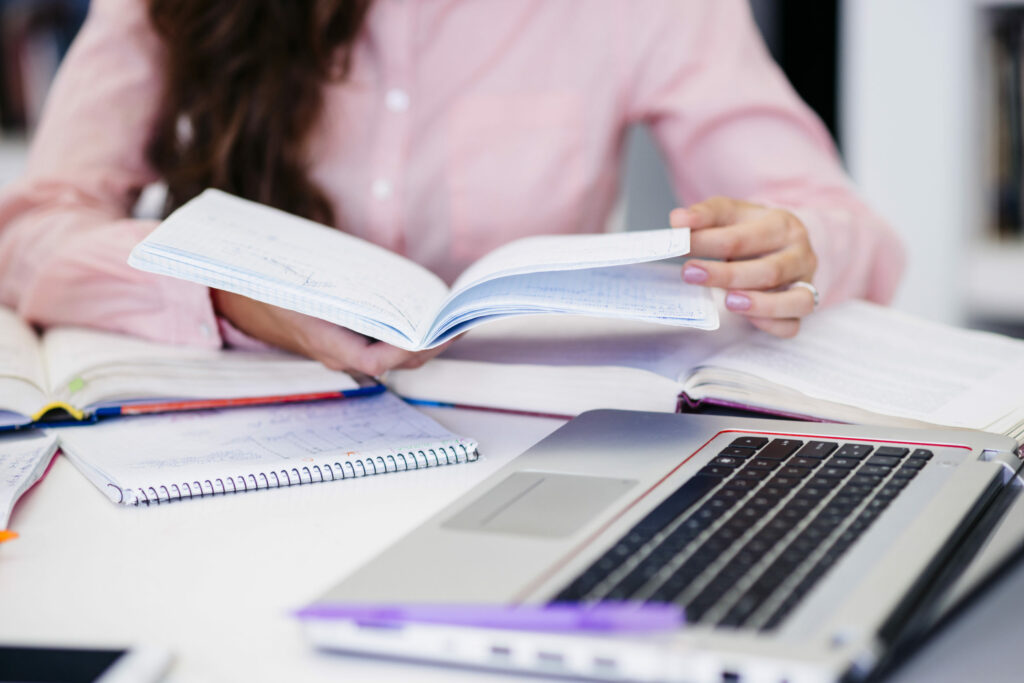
[
  {"xmin": 682, "ymin": 265, "xmax": 708, "ymax": 284},
  {"xmin": 669, "ymin": 208, "xmax": 689, "ymax": 227},
  {"xmin": 725, "ymin": 292, "xmax": 751, "ymax": 311}
]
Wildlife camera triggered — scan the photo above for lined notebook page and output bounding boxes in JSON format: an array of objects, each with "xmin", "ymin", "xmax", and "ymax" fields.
[
  {"xmin": 450, "ymin": 228, "xmax": 691, "ymax": 292},
  {"xmin": 56, "ymin": 393, "xmax": 478, "ymax": 506},
  {"xmin": 431, "ymin": 264, "xmax": 719, "ymax": 343},
  {"xmin": 0, "ymin": 431, "xmax": 59, "ymax": 528},
  {"xmin": 129, "ymin": 189, "xmax": 449, "ymax": 345}
]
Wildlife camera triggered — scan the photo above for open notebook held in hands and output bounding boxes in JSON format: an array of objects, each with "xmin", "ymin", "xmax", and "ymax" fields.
[
  {"xmin": 0, "ymin": 306, "xmax": 375, "ymax": 431},
  {"xmin": 127, "ymin": 190, "xmax": 718, "ymax": 351}
]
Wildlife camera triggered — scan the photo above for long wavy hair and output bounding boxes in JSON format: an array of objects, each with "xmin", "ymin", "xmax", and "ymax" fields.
[{"xmin": 146, "ymin": 0, "xmax": 373, "ymax": 224}]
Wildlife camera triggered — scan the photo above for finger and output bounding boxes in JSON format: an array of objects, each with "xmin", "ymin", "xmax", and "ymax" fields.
[
  {"xmin": 357, "ymin": 342, "xmax": 421, "ymax": 377},
  {"xmin": 748, "ymin": 316, "xmax": 801, "ymax": 338},
  {"xmin": 724, "ymin": 287, "xmax": 816, "ymax": 320},
  {"xmin": 683, "ymin": 245, "xmax": 813, "ymax": 290},
  {"xmin": 301, "ymin": 322, "xmax": 377, "ymax": 372},
  {"xmin": 687, "ymin": 219, "xmax": 793, "ymax": 261},
  {"xmin": 669, "ymin": 196, "xmax": 762, "ymax": 230}
]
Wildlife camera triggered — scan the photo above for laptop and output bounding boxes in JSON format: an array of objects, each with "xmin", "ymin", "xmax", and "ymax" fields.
[{"xmin": 300, "ymin": 410, "xmax": 1022, "ymax": 682}]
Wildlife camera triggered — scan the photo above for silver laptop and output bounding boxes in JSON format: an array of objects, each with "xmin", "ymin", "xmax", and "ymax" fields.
[{"xmin": 301, "ymin": 410, "xmax": 1022, "ymax": 682}]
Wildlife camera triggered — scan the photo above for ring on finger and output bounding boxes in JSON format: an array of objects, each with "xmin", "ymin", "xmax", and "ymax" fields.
[{"xmin": 787, "ymin": 281, "xmax": 820, "ymax": 309}]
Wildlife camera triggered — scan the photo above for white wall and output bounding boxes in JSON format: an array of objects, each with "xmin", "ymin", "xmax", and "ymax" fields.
[{"xmin": 841, "ymin": 0, "xmax": 978, "ymax": 324}]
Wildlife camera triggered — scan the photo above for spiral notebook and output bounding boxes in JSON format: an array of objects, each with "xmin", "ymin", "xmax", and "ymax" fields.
[
  {"xmin": 54, "ymin": 393, "xmax": 478, "ymax": 506},
  {"xmin": 1, "ymin": 431, "xmax": 60, "ymax": 529}
]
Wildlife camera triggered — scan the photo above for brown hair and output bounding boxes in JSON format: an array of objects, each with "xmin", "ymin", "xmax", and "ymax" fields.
[{"xmin": 146, "ymin": 0, "xmax": 373, "ymax": 224}]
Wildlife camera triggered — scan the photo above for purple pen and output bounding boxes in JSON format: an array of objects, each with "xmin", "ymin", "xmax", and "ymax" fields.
[{"xmin": 295, "ymin": 603, "xmax": 685, "ymax": 633}]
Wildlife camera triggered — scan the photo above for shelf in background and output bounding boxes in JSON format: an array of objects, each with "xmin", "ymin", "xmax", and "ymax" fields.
[{"xmin": 966, "ymin": 241, "xmax": 1024, "ymax": 320}]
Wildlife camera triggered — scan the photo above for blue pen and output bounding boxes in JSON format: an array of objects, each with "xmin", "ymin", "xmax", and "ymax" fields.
[{"xmin": 295, "ymin": 603, "xmax": 685, "ymax": 633}]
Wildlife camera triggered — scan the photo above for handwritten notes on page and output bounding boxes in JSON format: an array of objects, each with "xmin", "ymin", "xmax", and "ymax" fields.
[
  {"xmin": 129, "ymin": 190, "xmax": 715, "ymax": 351},
  {"xmin": 450, "ymin": 228, "xmax": 690, "ymax": 292},
  {"xmin": 0, "ymin": 431, "xmax": 59, "ymax": 528},
  {"xmin": 431, "ymin": 264, "xmax": 718, "ymax": 344},
  {"xmin": 129, "ymin": 189, "xmax": 450, "ymax": 346},
  {"xmin": 56, "ymin": 393, "xmax": 478, "ymax": 506}
]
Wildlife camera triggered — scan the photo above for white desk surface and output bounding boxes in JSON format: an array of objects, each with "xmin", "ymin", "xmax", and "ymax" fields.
[
  {"xmin": 0, "ymin": 407, "xmax": 567, "ymax": 683},
  {"xmin": 3, "ymin": 405, "xmax": 1023, "ymax": 683}
]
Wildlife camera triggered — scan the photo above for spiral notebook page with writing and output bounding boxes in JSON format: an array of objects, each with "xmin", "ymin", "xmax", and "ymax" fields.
[
  {"xmin": 55, "ymin": 393, "xmax": 478, "ymax": 506},
  {"xmin": 0, "ymin": 431, "xmax": 59, "ymax": 528}
]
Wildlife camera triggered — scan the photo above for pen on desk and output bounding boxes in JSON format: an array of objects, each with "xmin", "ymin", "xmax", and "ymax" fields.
[
  {"xmin": 295, "ymin": 603, "xmax": 685, "ymax": 633},
  {"xmin": 0, "ymin": 530, "xmax": 19, "ymax": 543}
]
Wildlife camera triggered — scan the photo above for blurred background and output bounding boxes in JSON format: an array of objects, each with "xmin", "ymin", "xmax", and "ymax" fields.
[{"xmin": 0, "ymin": 0, "xmax": 1019, "ymax": 337}]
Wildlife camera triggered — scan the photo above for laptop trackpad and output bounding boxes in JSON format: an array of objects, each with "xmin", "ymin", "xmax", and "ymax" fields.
[{"xmin": 443, "ymin": 471, "xmax": 637, "ymax": 538}]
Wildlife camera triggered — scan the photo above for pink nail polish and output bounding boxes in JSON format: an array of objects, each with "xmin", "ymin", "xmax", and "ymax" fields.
[
  {"xmin": 682, "ymin": 265, "xmax": 708, "ymax": 284},
  {"xmin": 725, "ymin": 292, "xmax": 751, "ymax": 311}
]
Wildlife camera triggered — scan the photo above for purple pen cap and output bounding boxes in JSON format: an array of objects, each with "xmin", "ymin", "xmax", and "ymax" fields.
[{"xmin": 295, "ymin": 602, "xmax": 686, "ymax": 633}]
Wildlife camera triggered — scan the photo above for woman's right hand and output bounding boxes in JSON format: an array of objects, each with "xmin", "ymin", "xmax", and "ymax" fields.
[{"xmin": 211, "ymin": 290, "xmax": 443, "ymax": 376}]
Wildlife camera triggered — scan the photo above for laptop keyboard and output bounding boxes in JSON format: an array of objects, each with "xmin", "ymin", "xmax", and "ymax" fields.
[{"xmin": 551, "ymin": 435, "xmax": 934, "ymax": 630}]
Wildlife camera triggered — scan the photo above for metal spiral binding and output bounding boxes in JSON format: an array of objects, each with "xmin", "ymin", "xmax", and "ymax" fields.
[{"xmin": 124, "ymin": 440, "xmax": 478, "ymax": 506}]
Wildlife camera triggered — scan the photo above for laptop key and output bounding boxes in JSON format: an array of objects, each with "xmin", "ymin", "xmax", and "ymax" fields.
[
  {"xmin": 790, "ymin": 457, "xmax": 822, "ymax": 469},
  {"xmin": 860, "ymin": 465, "xmax": 895, "ymax": 478},
  {"xmin": 757, "ymin": 439, "xmax": 804, "ymax": 461},
  {"xmin": 719, "ymin": 446, "xmax": 759, "ymax": 458},
  {"xmin": 734, "ymin": 467, "xmax": 772, "ymax": 481},
  {"xmin": 730, "ymin": 437, "xmax": 769, "ymax": 449},
  {"xmin": 793, "ymin": 441, "xmax": 838, "ymax": 459},
  {"xmin": 875, "ymin": 446, "xmax": 910, "ymax": 458},
  {"xmin": 779, "ymin": 466, "xmax": 813, "ymax": 479},
  {"xmin": 747, "ymin": 458, "xmax": 782, "ymax": 470},
  {"xmin": 866, "ymin": 455, "xmax": 901, "ymax": 468},
  {"xmin": 834, "ymin": 443, "xmax": 873, "ymax": 459}
]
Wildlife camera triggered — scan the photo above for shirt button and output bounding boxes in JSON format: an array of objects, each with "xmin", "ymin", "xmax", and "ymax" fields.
[
  {"xmin": 385, "ymin": 88, "xmax": 410, "ymax": 112},
  {"xmin": 371, "ymin": 178, "xmax": 393, "ymax": 199}
]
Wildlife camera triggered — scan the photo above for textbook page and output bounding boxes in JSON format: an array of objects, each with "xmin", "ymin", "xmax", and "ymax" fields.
[
  {"xmin": 57, "ymin": 393, "xmax": 477, "ymax": 506},
  {"xmin": 0, "ymin": 431, "xmax": 59, "ymax": 528},
  {"xmin": 0, "ymin": 307, "xmax": 48, "ymax": 421},
  {"xmin": 128, "ymin": 189, "xmax": 450, "ymax": 347},
  {"xmin": 387, "ymin": 312, "xmax": 743, "ymax": 416},
  {"xmin": 697, "ymin": 300, "xmax": 1024, "ymax": 431},
  {"xmin": 40, "ymin": 326, "xmax": 359, "ymax": 409}
]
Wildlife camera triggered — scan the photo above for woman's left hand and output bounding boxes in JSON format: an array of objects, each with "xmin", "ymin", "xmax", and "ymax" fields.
[{"xmin": 670, "ymin": 196, "xmax": 818, "ymax": 338}]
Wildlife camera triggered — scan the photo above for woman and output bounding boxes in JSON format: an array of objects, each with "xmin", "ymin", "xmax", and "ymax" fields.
[{"xmin": 0, "ymin": 0, "xmax": 904, "ymax": 376}]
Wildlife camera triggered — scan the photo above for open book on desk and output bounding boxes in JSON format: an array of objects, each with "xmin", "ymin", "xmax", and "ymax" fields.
[
  {"xmin": 54, "ymin": 392, "xmax": 478, "ymax": 506},
  {"xmin": 387, "ymin": 301, "xmax": 1024, "ymax": 444},
  {"xmin": 0, "ymin": 306, "xmax": 374, "ymax": 431},
  {"xmin": 127, "ymin": 190, "xmax": 718, "ymax": 351}
]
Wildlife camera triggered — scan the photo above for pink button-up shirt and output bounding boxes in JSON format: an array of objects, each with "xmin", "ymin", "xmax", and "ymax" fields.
[{"xmin": 0, "ymin": 0, "xmax": 905, "ymax": 350}]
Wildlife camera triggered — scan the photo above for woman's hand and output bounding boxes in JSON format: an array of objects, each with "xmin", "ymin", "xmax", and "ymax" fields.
[
  {"xmin": 211, "ymin": 290, "xmax": 445, "ymax": 376},
  {"xmin": 670, "ymin": 196, "xmax": 818, "ymax": 338}
]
